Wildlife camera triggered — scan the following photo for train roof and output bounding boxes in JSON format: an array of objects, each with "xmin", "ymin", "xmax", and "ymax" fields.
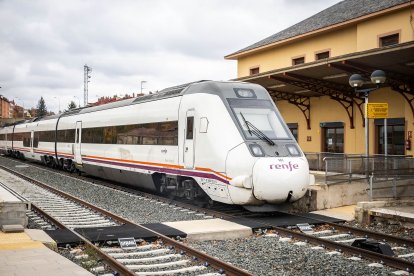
[{"xmin": 8, "ymin": 80, "xmax": 257, "ymax": 126}]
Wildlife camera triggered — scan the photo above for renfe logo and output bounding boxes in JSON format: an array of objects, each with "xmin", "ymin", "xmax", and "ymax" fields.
[{"xmin": 270, "ymin": 161, "xmax": 299, "ymax": 171}]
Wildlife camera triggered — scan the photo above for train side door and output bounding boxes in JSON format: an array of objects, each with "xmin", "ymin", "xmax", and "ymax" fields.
[
  {"xmin": 3, "ymin": 131, "xmax": 7, "ymax": 152},
  {"xmin": 74, "ymin": 121, "xmax": 82, "ymax": 164},
  {"xmin": 183, "ymin": 110, "xmax": 195, "ymax": 169},
  {"xmin": 30, "ymin": 131, "xmax": 34, "ymax": 155}
]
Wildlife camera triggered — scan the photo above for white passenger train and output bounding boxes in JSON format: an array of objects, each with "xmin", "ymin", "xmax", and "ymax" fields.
[{"xmin": 0, "ymin": 81, "xmax": 313, "ymax": 209}]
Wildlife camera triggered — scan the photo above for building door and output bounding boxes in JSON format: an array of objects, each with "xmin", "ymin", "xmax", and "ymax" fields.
[
  {"xmin": 184, "ymin": 110, "xmax": 195, "ymax": 169},
  {"xmin": 377, "ymin": 118, "xmax": 405, "ymax": 155},
  {"xmin": 321, "ymin": 122, "xmax": 344, "ymax": 153},
  {"xmin": 74, "ymin": 121, "xmax": 82, "ymax": 164},
  {"xmin": 287, "ymin": 123, "xmax": 298, "ymax": 141}
]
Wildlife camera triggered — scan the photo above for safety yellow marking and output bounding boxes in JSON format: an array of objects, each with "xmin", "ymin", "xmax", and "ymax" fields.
[{"xmin": 0, "ymin": 232, "xmax": 45, "ymax": 250}]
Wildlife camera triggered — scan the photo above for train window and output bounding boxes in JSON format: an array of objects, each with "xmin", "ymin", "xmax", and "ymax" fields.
[
  {"xmin": 33, "ymin": 132, "xmax": 39, "ymax": 148},
  {"xmin": 141, "ymin": 123, "xmax": 158, "ymax": 145},
  {"xmin": 199, "ymin": 117, "xmax": 209, "ymax": 133},
  {"xmin": 77, "ymin": 121, "xmax": 179, "ymax": 145},
  {"xmin": 158, "ymin": 121, "xmax": 178, "ymax": 145},
  {"xmin": 22, "ymin": 132, "xmax": 31, "ymax": 147},
  {"xmin": 38, "ymin": 130, "xmax": 54, "ymax": 142},
  {"xmin": 229, "ymin": 99, "xmax": 290, "ymax": 140},
  {"xmin": 57, "ymin": 129, "xmax": 74, "ymax": 143},
  {"xmin": 103, "ymin": 126, "xmax": 116, "ymax": 144},
  {"xmin": 186, "ymin": 117, "xmax": 194, "ymax": 140}
]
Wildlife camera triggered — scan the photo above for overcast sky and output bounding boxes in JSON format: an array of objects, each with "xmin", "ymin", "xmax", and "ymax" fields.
[{"xmin": 0, "ymin": 0, "xmax": 341, "ymax": 113}]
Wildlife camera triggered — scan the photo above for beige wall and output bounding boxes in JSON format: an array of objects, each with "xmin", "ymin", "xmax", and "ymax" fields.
[
  {"xmin": 236, "ymin": 6, "xmax": 413, "ymax": 78},
  {"xmin": 277, "ymin": 87, "xmax": 412, "ymax": 155},
  {"xmin": 238, "ymin": 27, "xmax": 357, "ymax": 77},
  {"xmin": 357, "ymin": 8, "xmax": 414, "ymax": 51}
]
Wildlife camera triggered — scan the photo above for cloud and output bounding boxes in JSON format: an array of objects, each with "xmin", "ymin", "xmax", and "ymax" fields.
[{"xmin": 0, "ymin": 0, "xmax": 340, "ymax": 113}]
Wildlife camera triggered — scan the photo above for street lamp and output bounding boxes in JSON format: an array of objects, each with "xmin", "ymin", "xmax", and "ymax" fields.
[
  {"xmin": 349, "ymin": 70, "xmax": 387, "ymax": 158},
  {"xmin": 140, "ymin": 81, "xmax": 147, "ymax": 94},
  {"xmin": 54, "ymin": 96, "xmax": 61, "ymax": 114}
]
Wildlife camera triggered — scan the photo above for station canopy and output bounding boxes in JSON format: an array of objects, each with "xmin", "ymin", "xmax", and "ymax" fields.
[{"xmin": 235, "ymin": 41, "xmax": 414, "ymax": 129}]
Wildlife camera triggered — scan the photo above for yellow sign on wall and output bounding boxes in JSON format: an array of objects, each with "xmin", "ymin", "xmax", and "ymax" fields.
[{"xmin": 366, "ymin": 103, "xmax": 388, "ymax": 118}]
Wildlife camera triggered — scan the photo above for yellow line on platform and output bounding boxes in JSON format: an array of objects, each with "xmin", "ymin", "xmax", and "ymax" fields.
[{"xmin": 0, "ymin": 232, "xmax": 45, "ymax": 250}]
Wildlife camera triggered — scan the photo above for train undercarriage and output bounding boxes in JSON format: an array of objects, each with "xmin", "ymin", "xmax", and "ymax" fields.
[
  {"xmin": 152, "ymin": 173, "xmax": 211, "ymax": 203},
  {"xmin": 6, "ymin": 150, "xmax": 210, "ymax": 205}
]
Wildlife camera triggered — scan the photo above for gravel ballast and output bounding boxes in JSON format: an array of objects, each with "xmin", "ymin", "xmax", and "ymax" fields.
[
  {"xmin": 0, "ymin": 157, "xmax": 207, "ymax": 224},
  {"xmin": 187, "ymin": 234, "xmax": 397, "ymax": 276},
  {"xmin": 1, "ymin": 156, "xmax": 412, "ymax": 275}
]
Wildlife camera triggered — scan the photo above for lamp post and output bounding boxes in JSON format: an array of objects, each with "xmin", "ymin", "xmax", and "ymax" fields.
[
  {"xmin": 54, "ymin": 96, "xmax": 61, "ymax": 114},
  {"xmin": 140, "ymin": 81, "xmax": 147, "ymax": 94},
  {"xmin": 349, "ymin": 70, "xmax": 387, "ymax": 159}
]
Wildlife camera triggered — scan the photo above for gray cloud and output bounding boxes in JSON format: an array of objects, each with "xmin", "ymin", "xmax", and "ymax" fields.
[{"xmin": 0, "ymin": 0, "xmax": 340, "ymax": 113}]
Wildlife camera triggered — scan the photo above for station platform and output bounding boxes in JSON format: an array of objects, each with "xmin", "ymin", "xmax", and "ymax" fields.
[
  {"xmin": 355, "ymin": 200, "xmax": 414, "ymax": 225},
  {"xmin": 0, "ymin": 230, "xmax": 93, "ymax": 276},
  {"xmin": 311, "ymin": 205, "xmax": 356, "ymax": 222},
  {"xmin": 291, "ymin": 171, "xmax": 369, "ymax": 213}
]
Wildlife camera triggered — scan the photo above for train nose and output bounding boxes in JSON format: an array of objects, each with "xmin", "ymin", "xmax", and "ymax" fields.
[{"xmin": 252, "ymin": 157, "xmax": 310, "ymax": 204}]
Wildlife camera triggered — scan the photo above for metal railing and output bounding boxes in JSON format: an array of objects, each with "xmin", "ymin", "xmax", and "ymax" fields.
[
  {"xmin": 304, "ymin": 152, "xmax": 414, "ymax": 199},
  {"xmin": 305, "ymin": 152, "xmax": 413, "ymax": 172},
  {"xmin": 368, "ymin": 174, "xmax": 414, "ymax": 201}
]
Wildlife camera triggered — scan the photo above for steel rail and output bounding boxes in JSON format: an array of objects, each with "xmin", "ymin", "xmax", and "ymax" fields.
[
  {"xmin": 273, "ymin": 226, "xmax": 414, "ymax": 272},
  {"xmin": 6, "ymin": 158, "xmax": 413, "ymax": 272},
  {"xmin": 273, "ymin": 211, "xmax": 414, "ymax": 248},
  {"xmin": 0, "ymin": 165, "xmax": 252, "ymax": 276},
  {"xmin": 30, "ymin": 204, "xmax": 135, "ymax": 276},
  {"xmin": 326, "ymin": 222, "xmax": 414, "ymax": 247}
]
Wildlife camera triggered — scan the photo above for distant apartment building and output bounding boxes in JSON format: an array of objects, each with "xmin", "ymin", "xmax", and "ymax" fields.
[
  {"xmin": 226, "ymin": 0, "xmax": 414, "ymax": 156},
  {"xmin": 0, "ymin": 96, "xmax": 10, "ymax": 119}
]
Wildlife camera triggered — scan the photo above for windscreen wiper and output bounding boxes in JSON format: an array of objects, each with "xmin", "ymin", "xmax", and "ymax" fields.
[{"xmin": 240, "ymin": 112, "xmax": 275, "ymax": 146}]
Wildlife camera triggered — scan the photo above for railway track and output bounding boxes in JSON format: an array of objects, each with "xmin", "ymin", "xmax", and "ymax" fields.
[
  {"xmin": 0, "ymin": 164, "xmax": 251, "ymax": 276},
  {"xmin": 3, "ymin": 156, "xmax": 414, "ymax": 273}
]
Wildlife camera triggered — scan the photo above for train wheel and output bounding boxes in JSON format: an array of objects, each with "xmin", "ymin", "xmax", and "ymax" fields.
[{"xmin": 69, "ymin": 162, "xmax": 76, "ymax": 173}]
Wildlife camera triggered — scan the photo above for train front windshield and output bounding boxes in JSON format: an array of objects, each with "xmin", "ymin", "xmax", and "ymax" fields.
[{"xmin": 228, "ymin": 98, "xmax": 291, "ymax": 140}]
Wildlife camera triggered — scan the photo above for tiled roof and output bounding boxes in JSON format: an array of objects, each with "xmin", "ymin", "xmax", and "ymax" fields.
[{"xmin": 227, "ymin": 0, "xmax": 409, "ymax": 57}]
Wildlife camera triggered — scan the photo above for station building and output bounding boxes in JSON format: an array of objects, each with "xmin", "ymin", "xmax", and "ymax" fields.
[{"xmin": 225, "ymin": 0, "xmax": 414, "ymax": 157}]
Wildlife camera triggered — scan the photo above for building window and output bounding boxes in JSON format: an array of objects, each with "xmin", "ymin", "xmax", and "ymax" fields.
[
  {"xmin": 249, "ymin": 67, "xmax": 260, "ymax": 75},
  {"xmin": 287, "ymin": 123, "xmax": 298, "ymax": 141},
  {"xmin": 292, "ymin": 56, "xmax": 305, "ymax": 66},
  {"xmin": 379, "ymin": 33, "xmax": 399, "ymax": 47},
  {"xmin": 376, "ymin": 118, "xmax": 405, "ymax": 155},
  {"xmin": 316, "ymin": 51, "xmax": 330, "ymax": 60},
  {"xmin": 321, "ymin": 122, "xmax": 344, "ymax": 153}
]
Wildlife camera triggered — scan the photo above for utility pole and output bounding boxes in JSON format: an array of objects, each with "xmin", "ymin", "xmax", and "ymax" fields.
[{"xmin": 84, "ymin": 64, "xmax": 92, "ymax": 106}]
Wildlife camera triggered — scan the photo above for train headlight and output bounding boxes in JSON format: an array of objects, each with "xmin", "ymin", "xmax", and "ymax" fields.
[
  {"xmin": 249, "ymin": 144, "xmax": 265, "ymax": 157},
  {"xmin": 286, "ymin": 144, "xmax": 301, "ymax": 157}
]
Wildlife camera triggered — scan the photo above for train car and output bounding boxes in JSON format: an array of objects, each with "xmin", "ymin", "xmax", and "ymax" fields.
[
  {"xmin": 0, "ymin": 125, "xmax": 13, "ymax": 155},
  {"xmin": 0, "ymin": 81, "xmax": 314, "ymax": 209}
]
